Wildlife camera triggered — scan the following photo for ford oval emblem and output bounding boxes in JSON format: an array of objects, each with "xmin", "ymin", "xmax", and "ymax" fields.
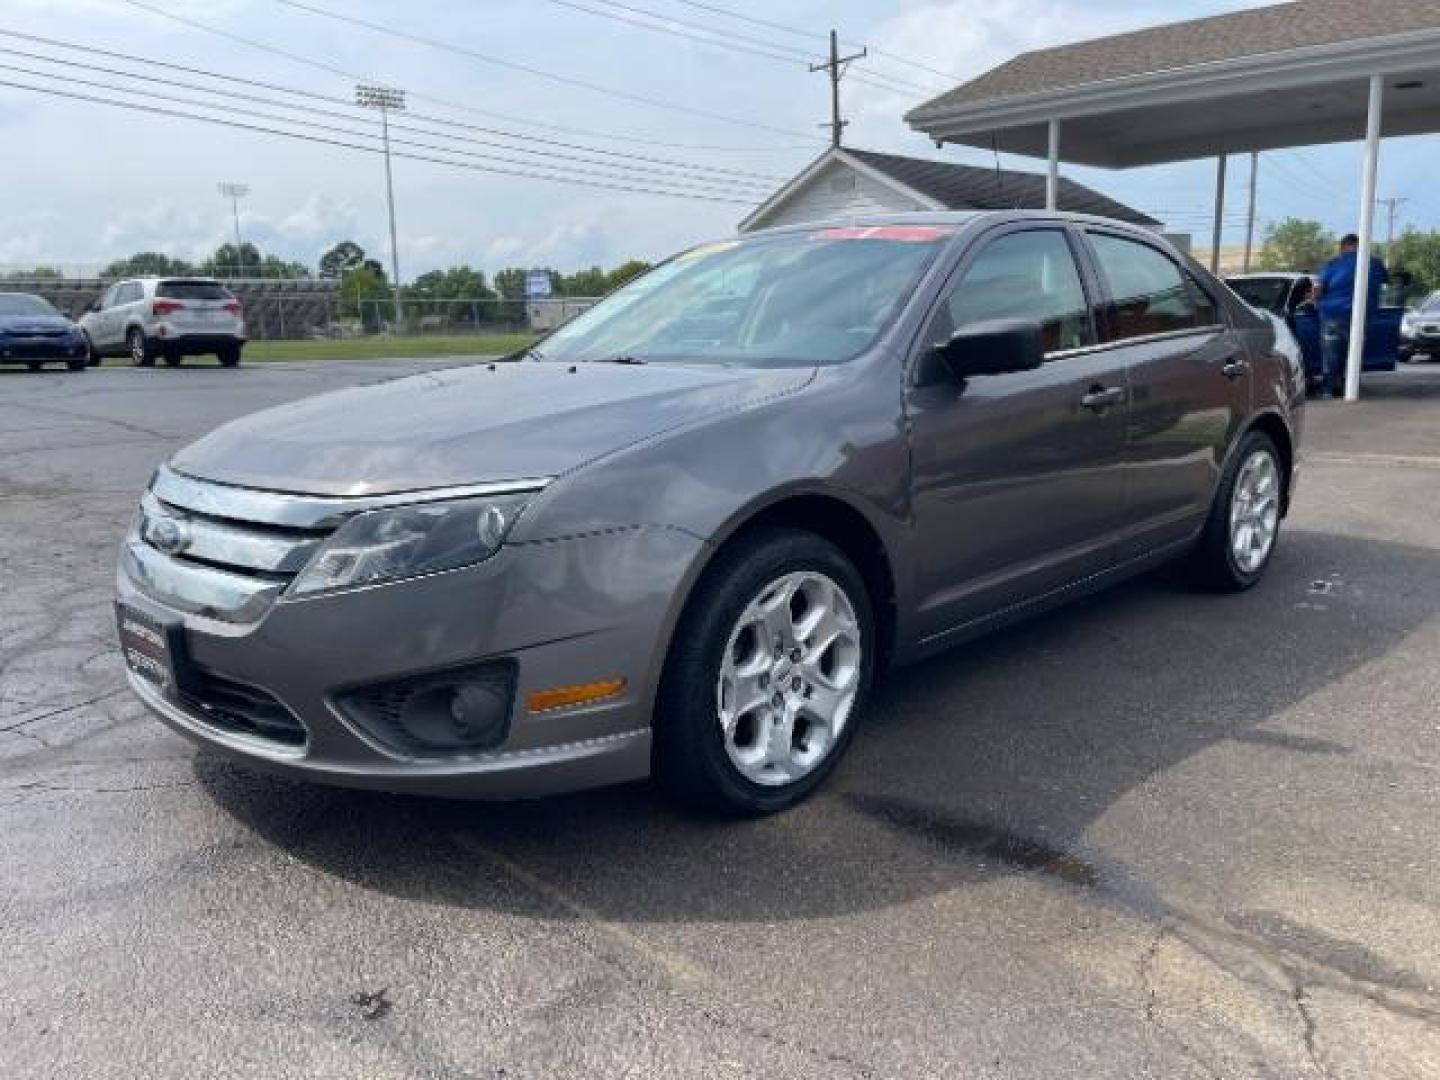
[{"xmin": 148, "ymin": 515, "xmax": 190, "ymax": 555}]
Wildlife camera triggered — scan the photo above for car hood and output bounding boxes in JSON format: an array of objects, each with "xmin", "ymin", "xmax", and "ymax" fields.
[
  {"xmin": 0, "ymin": 315, "xmax": 74, "ymax": 333},
  {"xmin": 170, "ymin": 360, "xmax": 814, "ymax": 496}
]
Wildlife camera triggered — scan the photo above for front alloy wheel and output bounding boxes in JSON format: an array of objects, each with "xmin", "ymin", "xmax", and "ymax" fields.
[
  {"xmin": 655, "ymin": 526, "xmax": 873, "ymax": 815},
  {"xmin": 128, "ymin": 328, "xmax": 153, "ymax": 367},
  {"xmin": 718, "ymin": 571, "xmax": 861, "ymax": 787}
]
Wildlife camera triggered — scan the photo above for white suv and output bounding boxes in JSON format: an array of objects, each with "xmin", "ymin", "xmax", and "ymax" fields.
[{"xmin": 80, "ymin": 277, "xmax": 246, "ymax": 367}]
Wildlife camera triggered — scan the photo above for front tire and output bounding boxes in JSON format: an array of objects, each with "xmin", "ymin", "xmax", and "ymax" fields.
[
  {"xmin": 1188, "ymin": 431, "xmax": 1285, "ymax": 592},
  {"xmin": 84, "ymin": 334, "xmax": 102, "ymax": 366},
  {"xmin": 127, "ymin": 328, "xmax": 154, "ymax": 367},
  {"xmin": 654, "ymin": 527, "xmax": 873, "ymax": 816}
]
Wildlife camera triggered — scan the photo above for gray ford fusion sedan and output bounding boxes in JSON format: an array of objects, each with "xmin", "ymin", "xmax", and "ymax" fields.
[{"xmin": 118, "ymin": 212, "xmax": 1304, "ymax": 814}]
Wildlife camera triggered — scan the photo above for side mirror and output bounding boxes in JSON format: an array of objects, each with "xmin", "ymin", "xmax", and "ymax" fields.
[
  {"xmin": 935, "ymin": 319, "xmax": 1045, "ymax": 380},
  {"xmin": 86, "ymin": 301, "xmax": 101, "ymax": 313}
]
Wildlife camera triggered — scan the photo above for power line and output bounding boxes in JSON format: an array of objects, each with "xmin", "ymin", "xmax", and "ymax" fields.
[
  {"xmin": 542, "ymin": 0, "xmax": 819, "ymax": 66},
  {"xmin": 50, "ymin": 14, "xmax": 794, "ymax": 153},
  {"xmin": 0, "ymin": 64, "xmax": 771, "ymax": 198},
  {"xmin": 656, "ymin": 0, "xmax": 966, "ymax": 83},
  {"xmin": 544, "ymin": 0, "xmax": 941, "ymax": 95},
  {"xmin": 0, "ymin": 29, "xmax": 788, "ymax": 181},
  {"xmin": 0, "ymin": 44, "xmax": 777, "ymax": 192},
  {"xmin": 0, "ymin": 75, "xmax": 757, "ymax": 204},
  {"xmin": 262, "ymin": 0, "xmax": 819, "ymax": 139}
]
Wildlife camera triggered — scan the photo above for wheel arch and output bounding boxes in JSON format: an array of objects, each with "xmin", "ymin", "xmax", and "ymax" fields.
[
  {"xmin": 662, "ymin": 487, "xmax": 901, "ymax": 681},
  {"xmin": 1238, "ymin": 409, "xmax": 1296, "ymax": 514}
]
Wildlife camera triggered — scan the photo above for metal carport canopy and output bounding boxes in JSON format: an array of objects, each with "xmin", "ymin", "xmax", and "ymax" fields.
[{"xmin": 904, "ymin": 0, "xmax": 1440, "ymax": 401}]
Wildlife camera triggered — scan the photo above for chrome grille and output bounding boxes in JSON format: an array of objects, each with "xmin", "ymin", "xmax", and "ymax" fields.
[
  {"xmin": 122, "ymin": 465, "xmax": 552, "ymax": 624},
  {"xmin": 125, "ymin": 468, "xmax": 337, "ymax": 623}
]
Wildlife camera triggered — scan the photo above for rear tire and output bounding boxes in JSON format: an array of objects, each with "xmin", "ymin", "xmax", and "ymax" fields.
[
  {"xmin": 653, "ymin": 527, "xmax": 873, "ymax": 816},
  {"xmin": 25, "ymin": 361, "xmax": 43, "ymax": 372},
  {"xmin": 66, "ymin": 352, "xmax": 87, "ymax": 371},
  {"xmin": 1187, "ymin": 431, "xmax": 1285, "ymax": 592},
  {"xmin": 162, "ymin": 347, "xmax": 182, "ymax": 368},
  {"xmin": 218, "ymin": 344, "xmax": 242, "ymax": 368},
  {"xmin": 127, "ymin": 327, "xmax": 154, "ymax": 367}
]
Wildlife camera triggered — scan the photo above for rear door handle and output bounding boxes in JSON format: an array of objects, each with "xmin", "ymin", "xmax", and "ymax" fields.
[
  {"xmin": 1222, "ymin": 358, "xmax": 1250, "ymax": 379},
  {"xmin": 1080, "ymin": 385, "xmax": 1126, "ymax": 411}
]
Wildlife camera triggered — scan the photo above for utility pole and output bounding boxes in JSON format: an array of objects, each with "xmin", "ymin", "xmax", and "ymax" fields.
[
  {"xmin": 217, "ymin": 182, "xmax": 249, "ymax": 267},
  {"xmin": 1376, "ymin": 196, "xmax": 1408, "ymax": 256},
  {"xmin": 356, "ymin": 84, "xmax": 406, "ymax": 332},
  {"xmin": 809, "ymin": 30, "xmax": 866, "ymax": 148},
  {"xmin": 1242, "ymin": 151, "xmax": 1258, "ymax": 273}
]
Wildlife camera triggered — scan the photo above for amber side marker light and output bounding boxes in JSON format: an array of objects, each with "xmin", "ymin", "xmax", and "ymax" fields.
[{"xmin": 527, "ymin": 678, "xmax": 627, "ymax": 713}]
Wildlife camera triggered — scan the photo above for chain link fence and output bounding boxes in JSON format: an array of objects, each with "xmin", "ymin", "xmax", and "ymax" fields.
[{"xmin": 4, "ymin": 275, "xmax": 598, "ymax": 341}]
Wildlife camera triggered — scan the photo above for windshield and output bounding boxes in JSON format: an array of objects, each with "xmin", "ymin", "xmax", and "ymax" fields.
[
  {"xmin": 534, "ymin": 225, "xmax": 955, "ymax": 368},
  {"xmin": 0, "ymin": 294, "xmax": 61, "ymax": 318},
  {"xmin": 1418, "ymin": 291, "xmax": 1440, "ymax": 313},
  {"xmin": 1227, "ymin": 278, "xmax": 1290, "ymax": 313}
]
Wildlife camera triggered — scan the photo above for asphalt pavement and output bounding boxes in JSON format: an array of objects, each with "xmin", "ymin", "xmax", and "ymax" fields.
[{"xmin": 2, "ymin": 359, "xmax": 1438, "ymax": 1079}]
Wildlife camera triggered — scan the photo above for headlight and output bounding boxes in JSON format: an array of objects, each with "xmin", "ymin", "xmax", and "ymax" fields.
[{"xmin": 289, "ymin": 492, "xmax": 535, "ymax": 597}]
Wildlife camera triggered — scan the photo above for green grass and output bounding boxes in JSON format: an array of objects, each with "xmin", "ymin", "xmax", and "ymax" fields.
[{"xmin": 242, "ymin": 334, "xmax": 537, "ymax": 363}]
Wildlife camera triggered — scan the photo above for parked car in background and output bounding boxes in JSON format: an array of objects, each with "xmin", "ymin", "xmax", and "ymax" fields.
[
  {"xmin": 1225, "ymin": 271, "xmax": 1402, "ymax": 389},
  {"xmin": 79, "ymin": 277, "xmax": 245, "ymax": 367},
  {"xmin": 118, "ymin": 212, "xmax": 1304, "ymax": 815},
  {"xmin": 0, "ymin": 292, "xmax": 89, "ymax": 371},
  {"xmin": 1400, "ymin": 291, "xmax": 1440, "ymax": 362}
]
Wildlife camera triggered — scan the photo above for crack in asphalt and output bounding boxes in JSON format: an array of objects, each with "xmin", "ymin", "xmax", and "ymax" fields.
[
  {"xmin": 0, "ymin": 688, "xmax": 126, "ymax": 734},
  {"xmin": 1292, "ymin": 982, "xmax": 1331, "ymax": 1080}
]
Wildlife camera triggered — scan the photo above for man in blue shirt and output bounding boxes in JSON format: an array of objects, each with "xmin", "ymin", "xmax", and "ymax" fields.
[{"xmin": 1314, "ymin": 234, "xmax": 1388, "ymax": 397}]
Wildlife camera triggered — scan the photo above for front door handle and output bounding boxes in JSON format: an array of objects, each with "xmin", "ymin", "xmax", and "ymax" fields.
[
  {"xmin": 1080, "ymin": 385, "xmax": 1126, "ymax": 411},
  {"xmin": 1222, "ymin": 358, "xmax": 1250, "ymax": 379}
]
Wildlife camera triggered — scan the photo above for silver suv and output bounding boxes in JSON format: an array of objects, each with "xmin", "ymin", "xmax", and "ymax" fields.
[{"xmin": 80, "ymin": 277, "xmax": 246, "ymax": 367}]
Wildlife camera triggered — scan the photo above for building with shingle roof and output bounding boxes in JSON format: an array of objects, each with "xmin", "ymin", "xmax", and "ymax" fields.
[{"xmin": 739, "ymin": 147, "xmax": 1158, "ymax": 233}]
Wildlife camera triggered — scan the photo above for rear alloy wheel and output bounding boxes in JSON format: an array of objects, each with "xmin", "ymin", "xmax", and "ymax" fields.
[
  {"xmin": 128, "ymin": 327, "xmax": 154, "ymax": 367},
  {"xmin": 655, "ymin": 527, "xmax": 873, "ymax": 815},
  {"xmin": 1188, "ymin": 431, "xmax": 1284, "ymax": 592}
]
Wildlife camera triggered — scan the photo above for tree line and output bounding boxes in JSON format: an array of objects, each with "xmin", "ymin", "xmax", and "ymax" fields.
[{"xmin": 1257, "ymin": 218, "xmax": 1440, "ymax": 297}]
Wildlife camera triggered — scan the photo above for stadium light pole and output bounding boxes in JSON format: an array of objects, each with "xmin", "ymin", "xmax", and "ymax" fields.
[
  {"xmin": 217, "ymin": 181, "xmax": 249, "ymax": 266},
  {"xmin": 355, "ymin": 84, "xmax": 406, "ymax": 331}
]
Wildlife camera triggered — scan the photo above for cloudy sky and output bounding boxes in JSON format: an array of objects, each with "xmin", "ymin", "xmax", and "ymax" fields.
[{"xmin": 1, "ymin": 0, "xmax": 1434, "ymax": 278}]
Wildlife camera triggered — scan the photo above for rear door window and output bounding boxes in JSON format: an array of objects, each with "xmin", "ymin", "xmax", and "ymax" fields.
[{"xmin": 1088, "ymin": 233, "xmax": 1218, "ymax": 342}]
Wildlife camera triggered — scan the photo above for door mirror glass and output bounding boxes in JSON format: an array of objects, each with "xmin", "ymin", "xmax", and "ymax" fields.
[{"xmin": 937, "ymin": 319, "xmax": 1045, "ymax": 379}]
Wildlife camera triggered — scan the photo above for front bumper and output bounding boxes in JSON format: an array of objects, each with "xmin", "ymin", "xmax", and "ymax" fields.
[
  {"xmin": 0, "ymin": 336, "xmax": 87, "ymax": 361},
  {"xmin": 118, "ymin": 524, "xmax": 701, "ymax": 798}
]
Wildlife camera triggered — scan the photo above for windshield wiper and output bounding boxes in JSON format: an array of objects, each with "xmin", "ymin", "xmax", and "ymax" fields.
[{"xmin": 598, "ymin": 354, "xmax": 648, "ymax": 365}]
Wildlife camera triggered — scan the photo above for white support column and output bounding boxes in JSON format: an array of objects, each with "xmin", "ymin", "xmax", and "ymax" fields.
[
  {"xmin": 1345, "ymin": 74, "xmax": 1384, "ymax": 402},
  {"xmin": 1210, "ymin": 154, "xmax": 1227, "ymax": 274},
  {"xmin": 1046, "ymin": 119, "xmax": 1060, "ymax": 211}
]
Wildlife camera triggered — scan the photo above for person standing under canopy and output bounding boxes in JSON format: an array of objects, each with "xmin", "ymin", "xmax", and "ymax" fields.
[{"xmin": 1314, "ymin": 233, "xmax": 1388, "ymax": 398}]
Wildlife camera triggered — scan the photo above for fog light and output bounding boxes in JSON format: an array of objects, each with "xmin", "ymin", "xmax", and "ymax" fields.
[{"xmin": 336, "ymin": 661, "xmax": 515, "ymax": 757}]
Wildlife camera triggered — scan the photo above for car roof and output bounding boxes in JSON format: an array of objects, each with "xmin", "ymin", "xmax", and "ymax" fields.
[{"xmin": 739, "ymin": 209, "xmax": 1160, "ymax": 242}]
